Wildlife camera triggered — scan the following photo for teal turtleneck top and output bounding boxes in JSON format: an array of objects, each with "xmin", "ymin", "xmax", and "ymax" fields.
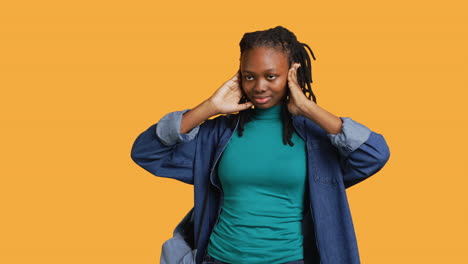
[{"xmin": 206, "ymin": 104, "xmax": 307, "ymax": 264}]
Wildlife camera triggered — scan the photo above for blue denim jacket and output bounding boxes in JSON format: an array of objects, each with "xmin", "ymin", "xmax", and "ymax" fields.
[{"xmin": 130, "ymin": 109, "xmax": 390, "ymax": 264}]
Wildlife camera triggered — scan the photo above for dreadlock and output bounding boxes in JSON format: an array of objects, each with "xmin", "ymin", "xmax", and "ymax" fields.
[{"xmin": 228, "ymin": 26, "xmax": 317, "ymax": 146}]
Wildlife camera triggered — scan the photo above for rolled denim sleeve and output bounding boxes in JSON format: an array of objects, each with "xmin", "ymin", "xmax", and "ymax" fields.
[
  {"xmin": 155, "ymin": 109, "xmax": 200, "ymax": 146},
  {"xmin": 326, "ymin": 117, "xmax": 371, "ymax": 158}
]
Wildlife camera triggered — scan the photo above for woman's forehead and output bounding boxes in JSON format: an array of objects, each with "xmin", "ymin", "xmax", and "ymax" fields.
[{"xmin": 240, "ymin": 46, "xmax": 289, "ymax": 71}]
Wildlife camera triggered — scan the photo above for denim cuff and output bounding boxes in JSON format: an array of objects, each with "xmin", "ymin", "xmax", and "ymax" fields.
[
  {"xmin": 155, "ymin": 109, "xmax": 200, "ymax": 146},
  {"xmin": 327, "ymin": 117, "xmax": 371, "ymax": 157}
]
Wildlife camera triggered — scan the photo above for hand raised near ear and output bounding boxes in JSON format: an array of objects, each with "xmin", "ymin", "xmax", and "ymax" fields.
[
  {"xmin": 287, "ymin": 63, "xmax": 310, "ymax": 116},
  {"xmin": 207, "ymin": 71, "xmax": 253, "ymax": 115}
]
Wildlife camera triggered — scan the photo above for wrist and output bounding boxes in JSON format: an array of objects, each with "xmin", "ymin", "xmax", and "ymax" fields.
[
  {"xmin": 203, "ymin": 98, "xmax": 220, "ymax": 116},
  {"xmin": 300, "ymin": 100, "xmax": 318, "ymax": 119}
]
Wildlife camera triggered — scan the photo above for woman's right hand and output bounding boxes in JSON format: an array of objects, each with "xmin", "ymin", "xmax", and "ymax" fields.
[{"xmin": 207, "ymin": 71, "xmax": 253, "ymax": 115}]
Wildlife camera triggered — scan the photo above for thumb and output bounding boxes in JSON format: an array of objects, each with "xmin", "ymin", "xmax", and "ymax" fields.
[{"xmin": 239, "ymin": 101, "xmax": 253, "ymax": 111}]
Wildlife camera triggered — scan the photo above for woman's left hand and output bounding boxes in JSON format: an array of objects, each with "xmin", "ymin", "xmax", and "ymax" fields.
[{"xmin": 287, "ymin": 63, "xmax": 312, "ymax": 116}]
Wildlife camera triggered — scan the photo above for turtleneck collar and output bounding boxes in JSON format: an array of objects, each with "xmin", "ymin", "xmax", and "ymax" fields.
[{"xmin": 252, "ymin": 104, "xmax": 282, "ymax": 120}]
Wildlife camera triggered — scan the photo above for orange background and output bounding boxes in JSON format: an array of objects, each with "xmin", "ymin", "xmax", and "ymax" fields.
[{"xmin": 1, "ymin": 1, "xmax": 467, "ymax": 263}]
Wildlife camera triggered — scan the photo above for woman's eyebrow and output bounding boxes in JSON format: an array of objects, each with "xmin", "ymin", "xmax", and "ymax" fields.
[{"xmin": 242, "ymin": 68, "xmax": 277, "ymax": 74}]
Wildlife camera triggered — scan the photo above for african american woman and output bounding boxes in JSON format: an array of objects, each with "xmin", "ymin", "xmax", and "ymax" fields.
[{"xmin": 131, "ymin": 26, "xmax": 390, "ymax": 264}]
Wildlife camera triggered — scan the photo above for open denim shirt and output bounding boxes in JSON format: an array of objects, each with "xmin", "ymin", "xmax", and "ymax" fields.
[{"xmin": 131, "ymin": 109, "xmax": 390, "ymax": 264}]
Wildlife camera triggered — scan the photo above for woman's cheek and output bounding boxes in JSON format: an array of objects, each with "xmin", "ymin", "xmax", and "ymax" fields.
[
  {"xmin": 274, "ymin": 79, "xmax": 285, "ymax": 90},
  {"xmin": 241, "ymin": 82, "xmax": 251, "ymax": 93}
]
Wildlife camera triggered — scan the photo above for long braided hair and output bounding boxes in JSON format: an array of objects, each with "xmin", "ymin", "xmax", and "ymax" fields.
[{"xmin": 228, "ymin": 26, "xmax": 317, "ymax": 146}]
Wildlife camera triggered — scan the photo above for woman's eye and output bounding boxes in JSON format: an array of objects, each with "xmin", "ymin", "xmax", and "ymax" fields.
[{"xmin": 244, "ymin": 75, "xmax": 275, "ymax": 81}]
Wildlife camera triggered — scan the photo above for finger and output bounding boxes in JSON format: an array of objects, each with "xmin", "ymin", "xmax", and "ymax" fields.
[
  {"xmin": 288, "ymin": 69, "xmax": 301, "ymax": 94},
  {"xmin": 292, "ymin": 63, "xmax": 300, "ymax": 78},
  {"xmin": 225, "ymin": 76, "xmax": 240, "ymax": 89},
  {"xmin": 243, "ymin": 101, "xmax": 253, "ymax": 109},
  {"xmin": 238, "ymin": 101, "xmax": 253, "ymax": 111},
  {"xmin": 288, "ymin": 67, "xmax": 297, "ymax": 86},
  {"xmin": 288, "ymin": 66, "xmax": 294, "ymax": 82},
  {"xmin": 231, "ymin": 71, "xmax": 240, "ymax": 80},
  {"xmin": 227, "ymin": 71, "xmax": 240, "ymax": 82},
  {"xmin": 288, "ymin": 70, "xmax": 294, "ymax": 88},
  {"xmin": 293, "ymin": 66, "xmax": 299, "ymax": 84}
]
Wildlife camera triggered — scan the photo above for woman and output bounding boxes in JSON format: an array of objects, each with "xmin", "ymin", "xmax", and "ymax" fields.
[{"xmin": 131, "ymin": 26, "xmax": 390, "ymax": 264}]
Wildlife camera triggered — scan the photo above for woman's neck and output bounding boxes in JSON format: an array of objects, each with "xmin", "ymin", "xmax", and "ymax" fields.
[{"xmin": 252, "ymin": 104, "xmax": 282, "ymax": 120}]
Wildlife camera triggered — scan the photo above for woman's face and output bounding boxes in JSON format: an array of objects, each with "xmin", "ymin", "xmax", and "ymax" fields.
[{"xmin": 240, "ymin": 46, "xmax": 290, "ymax": 109}]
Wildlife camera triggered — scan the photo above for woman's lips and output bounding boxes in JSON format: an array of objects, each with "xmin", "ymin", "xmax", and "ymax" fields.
[{"xmin": 253, "ymin": 97, "xmax": 271, "ymax": 104}]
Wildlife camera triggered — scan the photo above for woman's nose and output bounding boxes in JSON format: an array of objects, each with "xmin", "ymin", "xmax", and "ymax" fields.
[{"xmin": 253, "ymin": 79, "xmax": 267, "ymax": 93}]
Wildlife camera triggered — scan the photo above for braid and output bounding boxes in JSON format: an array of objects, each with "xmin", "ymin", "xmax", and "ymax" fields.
[{"xmin": 228, "ymin": 26, "xmax": 317, "ymax": 146}]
